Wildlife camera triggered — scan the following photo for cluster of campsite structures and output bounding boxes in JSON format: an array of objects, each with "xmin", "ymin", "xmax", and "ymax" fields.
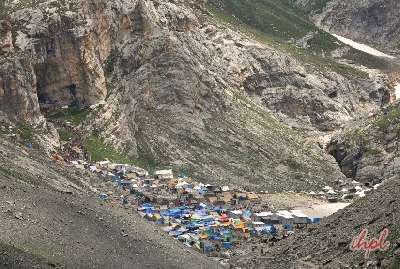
[
  {"xmin": 310, "ymin": 181, "xmax": 375, "ymax": 202},
  {"xmin": 73, "ymin": 160, "xmax": 324, "ymax": 257}
]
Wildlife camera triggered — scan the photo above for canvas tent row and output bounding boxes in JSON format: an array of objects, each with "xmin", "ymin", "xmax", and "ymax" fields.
[
  {"xmin": 254, "ymin": 210, "xmax": 312, "ymax": 225},
  {"xmin": 155, "ymin": 169, "xmax": 174, "ymax": 180}
]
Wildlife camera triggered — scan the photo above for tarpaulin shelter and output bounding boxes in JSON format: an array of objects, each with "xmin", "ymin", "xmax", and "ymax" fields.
[
  {"xmin": 139, "ymin": 203, "xmax": 155, "ymax": 214},
  {"xmin": 223, "ymin": 242, "xmax": 233, "ymax": 249},
  {"xmin": 242, "ymin": 209, "xmax": 252, "ymax": 219},
  {"xmin": 202, "ymin": 241, "xmax": 215, "ymax": 254},
  {"xmin": 218, "ymin": 214, "xmax": 229, "ymax": 222},
  {"xmin": 308, "ymin": 217, "xmax": 321, "ymax": 224},
  {"xmin": 265, "ymin": 225, "xmax": 277, "ymax": 236},
  {"xmin": 283, "ymin": 224, "xmax": 293, "ymax": 231},
  {"xmin": 229, "ymin": 210, "xmax": 243, "ymax": 219}
]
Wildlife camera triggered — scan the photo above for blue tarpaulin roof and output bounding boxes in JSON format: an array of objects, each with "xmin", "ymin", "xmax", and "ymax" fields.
[{"xmin": 142, "ymin": 203, "xmax": 154, "ymax": 208}]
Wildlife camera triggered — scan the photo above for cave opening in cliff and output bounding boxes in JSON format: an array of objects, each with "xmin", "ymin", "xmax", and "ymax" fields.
[
  {"xmin": 36, "ymin": 81, "xmax": 54, "ymax": 105},
  {"xmin": 67, "ymin": 84, "xmax": 80, "ymax": 108},
  {"xmin": 37, "ymin": 81, "xmax": 81, "ymax": 115}
]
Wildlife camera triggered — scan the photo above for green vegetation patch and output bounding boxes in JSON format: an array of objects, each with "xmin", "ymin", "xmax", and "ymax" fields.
[
  {"xmin": 345, "ymin": 48, "xmax": 400, "ymax": 72},
  {"xmin": 85, "ymin": 135, "xmax": 159, "ymax": 172},
  {"xmin": 85, "ymin": 136, "xmax": 132, "ymax": 163},
  {"xmin": 104, "ymin": 48, "xmax": 121, "ymax": 75},
  {"xmin": 57, "ymin": 127, "xmax": 75, "ymax": 142},
  {"xmin": 374, "ymin": 107, "xmax": 400, "ymax": 132},
  {"xmin": 0, "ymin": 165, "xmax": 37, "ymax": 185},
  {"xmin": 0, "ymin": 0, "xmax": 8, "ymax": 21},
  {"xmin": 47, "ymin": 108, "xmax": 90, "ymax": 125},
  {"xmin": 296, "ymin": 0, "xmax": 331, "ymax": 14}
]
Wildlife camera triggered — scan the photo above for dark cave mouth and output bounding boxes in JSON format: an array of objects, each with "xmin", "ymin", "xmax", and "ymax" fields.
[{"xmin": 37, "ymin": 83, "xmax": 82, "ymax": 114}]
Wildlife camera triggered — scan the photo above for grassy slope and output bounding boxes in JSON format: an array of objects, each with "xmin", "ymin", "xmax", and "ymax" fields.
[
  {"xmin": 207, "ymin": 0, "xmax": 394, "ymax": 77},
  {"xmin": 209, "ymin": 0, "xmax": 339, "ymax": 53},
  {"xmin": 293, "ymin": 0, "xmax": 331, "ymax": 14},
  {"xmin": 46, "ymin": 107, "xmax": 159, "ymax": 171}
]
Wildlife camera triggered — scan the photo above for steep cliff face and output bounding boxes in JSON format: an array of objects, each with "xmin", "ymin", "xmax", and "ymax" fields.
[
  {"xmin": 0, "ymin": 0, "xmax": 109, "ymax": 120},
  {"xmin": 296, "ymin": 0, "xmax": 400, "ymax": 52},
  {"xmin": 0, "ymin": 0, "xmax": 393, "ymax": 191},
  {"xmin": 0, "ymin": 56, "xmax": 40, "ymax": 120}
]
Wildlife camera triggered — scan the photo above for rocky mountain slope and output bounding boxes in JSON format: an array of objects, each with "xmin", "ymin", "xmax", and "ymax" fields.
[
  {"xmin": 0, "ymin": 136, "xmax": 221, "ymax": 269},
  {"xmin": 327, "ymin": 102, "xmax": 400, "ymax": 186},
  {"xmin": 296, "ymin": 0, "xmax": 400, "ymax": 52},
  {"xmin": 0, "ymin": 0, "xmax": 394, "ymax": 192},
  {"xmin": 232, "ymin": 175, "xmax": 400, "ymax": 269}
]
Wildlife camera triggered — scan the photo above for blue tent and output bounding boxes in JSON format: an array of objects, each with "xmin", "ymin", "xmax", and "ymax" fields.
[
  {"xmin": 223, "ymin": 242, "xmax": 233, "ymax": 249},
  {"xmin": 242, "ymin": 210, "xmax": 252, "ymax": 218},
  {"xmin": 169, "ymin": 230, "xmax": 183, "ymax": 237},
  {"xmin": 145, "ymin": 208, "xmax": 154, "ymax": 214},
  {"xmin": 142, "ymin": 203, "xmax": 154, "ymax": 209},
  {"xmin": 140, "ymin": 203, "xmax": 154, "ymax": 214},
  {"xmin": 202, "ymin": 242, "xmax": 215, "ymax": 253},
  {"xmin": 213, "ymin": 207, "xmax": 225, "ymax": 214},
  {"xmin": 283, "ymin": 224, "xmax": 293, "ymax": 231},
  {"xmin": 308, "ymin": 217, "xmax": 321, "ymax": 224},
  {"xmin": 210, "ymin": 235, "xmax": 221, "ymax": 241},
  {"xmin": 265, "ymin": 225, "xmax": 277, "ymax": 236}
]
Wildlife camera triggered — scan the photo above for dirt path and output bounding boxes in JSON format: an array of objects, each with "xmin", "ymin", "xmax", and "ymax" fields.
[
  {"xmin": 260, "ymin": 192, "xmax": 324, "ymax": 211},
  {"xmin": 294, "ymin": 202, "xmax": 351, "ymax": 218}
]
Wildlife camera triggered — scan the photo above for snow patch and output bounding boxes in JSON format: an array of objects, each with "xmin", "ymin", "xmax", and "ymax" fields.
[
  {"xmin": 395, "ymin": 84, "xmax": 400, "ymax": 100},
  {"xmin": 332, "ymin": 34, "xmax": 396, "ymax": 59}
]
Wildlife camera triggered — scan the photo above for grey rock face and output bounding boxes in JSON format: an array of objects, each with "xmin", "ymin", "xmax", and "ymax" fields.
[
  {"xmin": 0, "ymin": 57, "xmax": 41, "ymax": 120},
  {"xmin": 327, "ymin": 102, "xmax": 400, "ymax": 185},
  {"xmin": 0, "ymin": 0, "xmax": 108, "ymax": 120}
]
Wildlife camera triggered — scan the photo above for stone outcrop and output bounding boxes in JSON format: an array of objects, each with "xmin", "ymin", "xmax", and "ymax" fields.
[
  {"xmin": 0, "ymin": 20, "xmax": 14, "ymax": 54},
  {"xmin": 327, "ymin": 102, "xmax": 400, "ymax": 185}
]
